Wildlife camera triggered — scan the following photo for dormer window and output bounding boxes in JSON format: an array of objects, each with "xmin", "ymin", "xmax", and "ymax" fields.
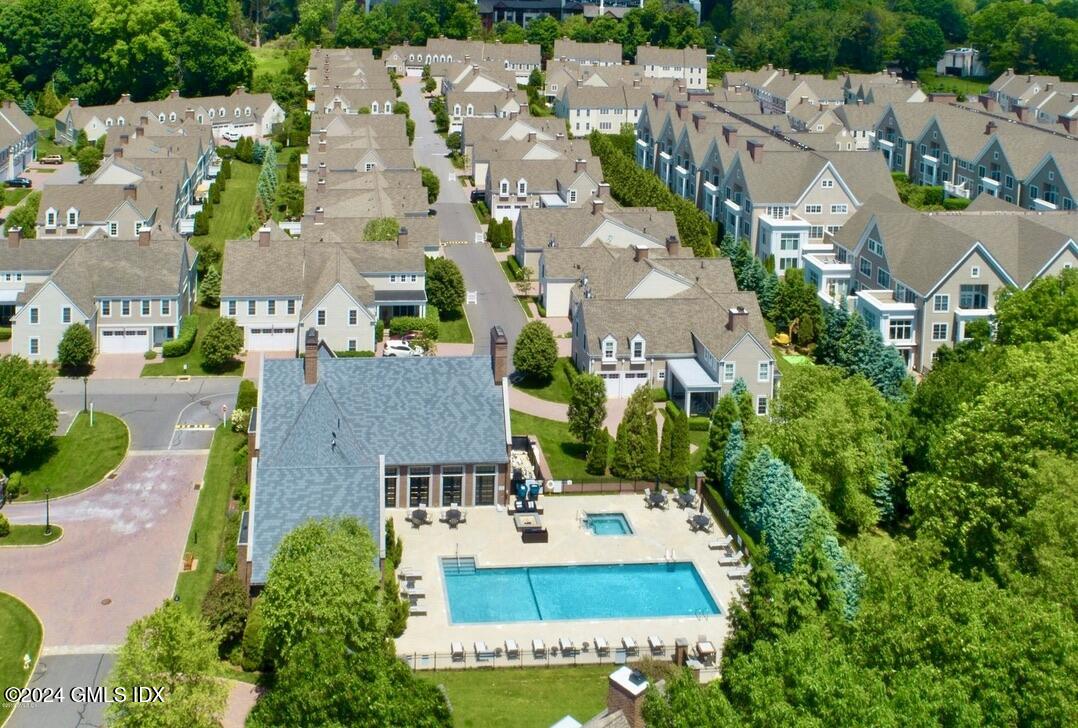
[
  {"xmin": 453, "ymin": 104, "xmax": 461, "ymax": 116},
  {"xmin": 219, "ymin": 107, "xmax": 225, "ymax": 117},
  {"xmin": 106, "ymin": 118, "xmax": 113, "ymax": 127},
  {"xmin": 385, "ymin": 100, "xmax": 392, "ymax": 113},
  {"xmin": 66, "ymin": 208, "xmax": 78, "ymax": 227},
  {"xmin": 45, "ymin": 209, "xmax": 57, "ymax": 228},
  {"xmin": 372, "ymin": 102, "xmax": 380, "ymax": 114},
  {"xmin": 245, "ymin": 107, "xmax": 251, "ymax": 116},
  {"xmin": 466, "ymin": 104, "xmax": 474, "ymax": 116},
  {"xmin": 169, "ymin": 112, "xmax": 177, "ymax": 122},
  {"xmin": 117, "ymin": 116, "xmax": 125, "ymax": 126},
  {"xmin": 234, "ymin": 108, "xmax": 241, "ymax": 117},
  {"xmin": 158, "ymin": 113, "xmax": 165, "ymax": 122},
  {"xmin": 630, "ymin": 335, "xmax": 645, "ymax": 361},
  {"xmin": 602, "ymin": 336, "xmax": 616, "ymax": 361},
  {"xmin": 517, "ymin": 179, "xmax": 527, "ymax": 196},
  {"xmin": 499, "ymin": 179, "xmax": 509, "ymax": 196},
  {"xmin": 209, "ymin": 109, "xmax": 215, "ymax": 118}
]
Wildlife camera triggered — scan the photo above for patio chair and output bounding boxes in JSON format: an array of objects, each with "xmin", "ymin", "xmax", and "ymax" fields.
[
  {"xmin": 559, "ymin": 637, "xmax": 575, "ymax": 656},
  {"xmin": 708, "ymin": 536, "xmax": 733, "ymax": 550},
  {"xmin": 532, "ymin": 639, "xmax": 546, "ymax": 658},
  {"xmin": 400, "ymin": 585, "xmax": 426, "ymax": 599},
  {"xmin": 409, "ymin": 604, "xmax": 427, "ymax": 616},
  {"xmin": 648, "ymin": 635, "xmax": 665, "ymax": 655},
  {"xmin": 504, "ymin": 639, "xmax": 520, "ymax": 659},
  {"xmin": 727, "ymin": 565, "xmax": 752, "ymax": 580},
  {"xmin": 450, "ymin": 642, "xmax": 465, "ymax": 662},
  {"xmin": 424, "ymin": 512, "xmax": 435, "ymax": 525},
  {"xmin": 622, "ymin": 637, "xmax": 638, "ymax": 656},
  {"xmin": 474, "ymin": 641, "xmax": 493, "ymax": 661},
  {"xmin": 594, "ymin": 637, "xmax": 609, "ymax": 656},
  {"xmin": 718, "ymin": 550, "xmax": 744, "ymax": 566},
  {"xmin": 398, "ymin": 568, "xmax": 422, "ymax": 581}
]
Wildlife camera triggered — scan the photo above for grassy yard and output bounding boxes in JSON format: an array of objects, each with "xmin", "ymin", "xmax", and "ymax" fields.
[
  {"xmin": 31, "ymin": 115, "xmax": 73, "ymax": 160},
  {"xmin": 916, "ymin": 69, "xmax": 991, "ymax": 98},
  {"xmin": 191, "ymin": 161, "xmax": 259, "ymax": 255},
  {"xmin": 514, "ymin": 358, "xmax": 575, "ymax": 404},
  {"xmin": 272, "ymin": 145, "xmax": 306, "ymax": 222},
  {"xmin": 511, "ymin": 410, "xmax": 589, "ymax": 482},
  {"xmin": 252, "ymin": 47, "xmax": 290, "ymax": 81},
  {"xmin": 0, "ymin": 525, "xmax": 63, "ymax": 547},
  {"xmin": 0, "ymin": 593, "xmax": 42, "ymax": 724},
  {"xmin": 17, "ymin": 412, "xmax": 128, "ymax": 500},
  {"xmin": 174, "ymin": 427, "xmax": 247, "ymax": 613},
  {"xmin": 419, "ymin": 665, "xmax": 610, "ymax": 728},
  {"xmin": 141, "ymin": 306, "xmax": 242, "ymax": 377},
  {"xmin": 2, "ymin": 188, "xmax": 30, "ymax": 208},
  {"xmin": 438, "ymin": 310, "xmax": 473, "ymax": 344}
]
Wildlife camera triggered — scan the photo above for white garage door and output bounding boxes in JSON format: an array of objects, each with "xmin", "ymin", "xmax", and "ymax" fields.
[
  {"xmin": 406, "ymin": 67, "xmax": 423, "ymax": 78},
  {"xmin": 100, "ymin": 328, "xmax": 150, "ymax": 353},
  {"xmin": 599, "ymin": 371, "xmax": 650, "ymax": 398},
  {"xmin": 246, "ymin": 326, "xmax": 296, "ymax": 351}
]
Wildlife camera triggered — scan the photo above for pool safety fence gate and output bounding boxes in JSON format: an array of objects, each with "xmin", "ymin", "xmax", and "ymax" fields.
[{"xmin": 559, "ymin": 479, "xmax": 655, "ymax": 494}]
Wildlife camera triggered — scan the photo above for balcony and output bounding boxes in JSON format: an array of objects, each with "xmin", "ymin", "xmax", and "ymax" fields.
[
  {"xmin": 944, "ymin": 180, "xmax": 970, "ymax": 199},
  {"xmin": 1032, "ymin": 197, "xmax": 1058, "ymax": 211}
]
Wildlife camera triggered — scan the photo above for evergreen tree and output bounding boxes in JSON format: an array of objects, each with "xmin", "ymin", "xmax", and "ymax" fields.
[
  {"xmin": 199, "ymin": 267, "xmax": 222, "ymax": 307},
  {"xmin": 702, "ymin": 394, "xmax": 740, "ymax": 486},
  {"xmin": 816, "ymin": 299, "xmax": 849, "ymax": 365},
  {"xmin": 19, "ymin": 95, "xmax": 35, "ymax": 116},
  {"xmin": 40, "ymin": 82, "xmax": 63, "ymax": 118},
  {"xmin": 611, "ymin": 387, "xmax": 659, "ymax": 480},
  {"xmin": 585, "ymin": 429, "xmax": 609, "ymax": 476},
  {"xmin": 659, "ymin": 414, "xmax": 674, "ymax": 484},
  {"xmin": 257, "ymin": 143, "xmax": 278, "ymax": 211},
  {"xmin": 836, "ymin": 311, "xmax": 875, "ymax": 373},
  {"xmin": 722, "ymin": 420, "xmax": 745, "ymax": 500},
  {"xmin": 668, "ymin": 408, "xmax": 691, "ymax": 488}
]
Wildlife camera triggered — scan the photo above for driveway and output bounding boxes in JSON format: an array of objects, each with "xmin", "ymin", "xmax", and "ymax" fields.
[
  {"xmin": 400, "ymin": 78, "xmax": 526, "ymax": 356},
  {"xmin": 9, "ymin": 654, "xmax": 114, "ymax": 728},
  {"xmin": 50, "ymin": 377, "xmax": 239, "ymax": 450},
  {"xmin": 19, "ymin": 161, "xmax": 82, "ymax": 188},
  {"xmin": 0, "ymin": 451, "xmax": 207, "ymax": 649},
  {"xmin": 90, "ymin": 353, "xmax": 147, "ymax": 380}
]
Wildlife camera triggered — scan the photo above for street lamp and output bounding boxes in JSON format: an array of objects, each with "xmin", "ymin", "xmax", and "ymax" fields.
[
  {"xmin": 82, "ymin": 375, "xmax": 88, "ymax": 413},
  {"xmin": 44, "ymin": 488, "xmax": 51, "ymax": 536}
]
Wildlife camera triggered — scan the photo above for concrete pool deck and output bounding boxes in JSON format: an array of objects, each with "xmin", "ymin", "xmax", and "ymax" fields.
[{"xmin": 393, "ymin": 494, "xmax": 745, "ymax": 668}]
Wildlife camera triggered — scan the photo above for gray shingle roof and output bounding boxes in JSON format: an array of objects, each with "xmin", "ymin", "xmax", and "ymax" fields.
[{"xmin": 519, "ymin": 206, "xmax": 676, "ymax": 251}]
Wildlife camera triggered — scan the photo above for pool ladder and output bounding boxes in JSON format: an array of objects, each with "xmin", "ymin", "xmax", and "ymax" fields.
[
  {"xmin": 442, "ymin": 556, "xmax": 476, "ymax": 576},
  {"xmin": 664, "ymin": 549, "xmax": 677, "ymax": 563}
]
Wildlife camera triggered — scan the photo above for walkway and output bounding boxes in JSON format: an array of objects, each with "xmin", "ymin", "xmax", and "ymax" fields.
[
  {"xmin": 508, "ymin": 386, "xmax": 633, "ymax": 436},
  {"xmin": 400, "ymin": 77, "xmax": 526, "ymax": 356}
]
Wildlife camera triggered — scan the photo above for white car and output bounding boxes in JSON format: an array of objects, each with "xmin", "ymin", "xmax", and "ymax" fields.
[
  {"xmin": 221, "ymin": 130, "xmax": 241, "ymax": 142},
  {"xmin": 383, "ymin": 340, "xmax": 424, "ymax": 357}
]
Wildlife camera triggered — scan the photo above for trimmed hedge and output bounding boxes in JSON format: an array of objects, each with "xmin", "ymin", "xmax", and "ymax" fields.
[
  {"xmin": 665, "ymin": 399, "xmax": 710, "ymax": 431},
  {"xmin": 334, "ymin": 350, "xmax": 376, "ymax": 357},
  {"xmin": 0, "ymin": 326, "xmax": 10, "ymax": 341},
  {"xmin": 236, "ymin": 379, "xmax": 258, "ymax": 410},
  {"xmin": 388, "ymin": 316, "xmax": 438, "ymax": 340},
  {"xmin": 162, "ymin": 315, "xmax": 198, "ymax": 358}
]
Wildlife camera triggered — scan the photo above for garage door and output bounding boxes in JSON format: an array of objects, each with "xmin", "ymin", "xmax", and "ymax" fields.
[
  {"xmin": 599, "ymin": 371, "xmax": 650, "ymax": 398},
  {"xmin": 246, "ymin": 326, "xmax": 296, "ymax": 351},
  {"xmin": 100, "ymin": 328, "xmax": 150, "ymax": 353},
  {"xmin": 406, "ymin": 67, "xmax": 423, "ymax": 78}
]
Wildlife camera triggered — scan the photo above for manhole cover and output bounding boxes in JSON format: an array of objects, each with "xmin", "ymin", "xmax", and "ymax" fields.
[{"xmin": 101, "ymin": 598, "xmax": 112, "ymax": 606}]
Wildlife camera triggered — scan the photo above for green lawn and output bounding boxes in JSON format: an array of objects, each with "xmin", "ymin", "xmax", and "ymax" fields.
[
  {"xmin": 689, "ymin": 429, "xmax": 708, "ymax": 472},
  {"xmin": 272, "ymin": 145, "xmax": 306, "ymax": 222},
  {"xmin": 916, "ymin": 69, "xmax": 990, "ymax": 99},
  {"xmin": 2, "ymin": 188, "xmax": 30, "ymax": 208},
  {"xmin": 418, "ymin": 665, "xmax": 610, "ymax": 728},
  {"xmin": 174, "ymin": 427, "xmax": 247, "ymax": 612},
  {"xmin": 252, "ymin": 47, "xmax": 289, "ymax": 81},
  {"xmin": 511, "ymin": 409, "xmax": 589, "ymax": 482},
  {"xmin": 17, "ymin": 412, "xmax": 128, "ymax": 500},
  {"xmin": 191, "ymin": 161, "xmax": 259, "ymax": 255},
  {"xmin": 0, "ymin": 593, "xmax": 42, "ymax": 724},
  {"xmin": 141, "ymin": 306, "xmax": 243, "ymax": 377},
  {"xmin": 438, "ymin": 310, "xmax": 473, "ymax": 344},
  {"xmin": 514, "ymin": 358, "xmax": 575, "ymax": 404},
  {"xmin": 0, "ymin": 525, "xmax": 63, "ymax": 547},
  {"xmin": 31, "ymin": 115, "xmax": 73, "ymax": 160}
]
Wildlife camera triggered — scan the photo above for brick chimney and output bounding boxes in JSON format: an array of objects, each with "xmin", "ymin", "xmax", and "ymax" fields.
[
  {"xmin": 597, "ymin": 182, "xmax": 609, "ymax": 199},
  {"xmin": 318, "ymin": 138, "xmax": 326, "ymax": 153},
  {"xmin": 985, "ymin": 121, "xmax": 998, "ymax": 135},
  {"xmin": 314, "ymin": 206, "xmax": 324, "ymax": 223},
  {"xmin": 633, "ymin": 244, "xmax": 649, "ymax": 262},
  {"xmin": 746, "ymin": 139, "xmax": 765, "ymax": 163},
  {"xmin": 318, "ymin": 161, "xmax": 326, "ymax": 179},
  {"xmin": 120, "ymin": 93, "xmax": 131, "ymax": 103},
  {"xmin": 138, "ymin": 226, "xmax": 151, "ymax": 246},
  {"xmin": 397, "ymin": 226, "xmax": 408, "ymax": 248},
  {"xmin": 184, "ymin": 107, "xmax": 194, "ymax": 121},
  {"xmin": 304, "ymin": 328, "xmax": 319, "ymax": 385},
  {"xmin": 169, "ymin": 89, "xmax": 179, "ymax": 99},
  {"xmin": 722, "ymin": 124, "xmax": 737, "ymax": 147},
  {"xmin": 675, "ymin": 102, "xmax": 687, "ymax": 120},
  {"xmin": 978, "ymin": 94, "xmax": 998, "ymax": 112},
  {"xmin": 691, "ymin": 112, "xmax": 705, "ymax": 131},
  {"xmin": 574, "ymin": 159, "xmax": 587, "ymax": 173},
  {"xmin": 258, "ymin": 226, "xmax": 271, "ymax": 246},
  {"xmin": 317, "ymin": 178, "xmax": 326, "ymax": 193},
  {"xmin": 1014, "ymin": 106, "xmax": 1027, "ymax": 122},
  {"xmin": 7, "ymin": 226, "xmax": 22, "ymax": 248},
  {"xmin": 665, "ymin": 235, "xmax": 681, "ymax": 256},
  {"xmin": 119, "ymin": 132, "xmax": 130, "ymax": 146},
  {"xmin": 135, "ymin": 124, "xmax": 145, "ymax": 139},
  {"xmin": 1060, "ymin": 115, "xmax": 1077, "ymax": 134},
  {"xmin": 69, "ymin": 98, "xmax": 79, "ymax": 108},
  {"xmin": 490, "ymin": 326, "xmax": 508, "ymax": 383},
  {"xmin": 726, "ymin": 305, "xmax": 749, "ymax": 331},
  {"xmin": 123, "ymin": 184, "xmax": 137, "ymax": 201},
  {"xmin": 113, "ymin": 146, "xmax": 123, "ymax": 159},
  {"xmin": 591, "ymin": 198, "xmax": 604, "ymax": 216},
  {"xmin": 527, "ymin": 131, "xmax": 536, "ymax": 143},
  {"xmin": 606, "ymin": 668, "xmax": 648, "ymax": 728}
]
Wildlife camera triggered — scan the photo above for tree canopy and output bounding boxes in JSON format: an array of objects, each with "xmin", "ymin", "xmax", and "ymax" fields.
[{"xmin": 0, "ymin": 355, "xmax": 58, "ymax": 468}]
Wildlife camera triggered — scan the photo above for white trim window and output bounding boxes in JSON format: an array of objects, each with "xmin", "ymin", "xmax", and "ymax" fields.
[
  {"xmin": 102, "ymin": 300, "xmax": 111, "ymax": 316},
  {"xmin": 757, "ymin": 361, "xmax": 769, "ymax": 382},
  {"xmin": 45, "ymin": 209, "xmax": 57, "ymax": 227},
  {"xmin": 247, "ymin": 300, "xmax": 256, "ymax": 316},
  {"xmin": 517, "ymin": 179, "xmax": 527, "ymax": 196},
  {"xmin": 830, "ymin": 203, "xmax": 848, "ymax": 214},
  {"xmin": 601, "ymin": 336, "xmax": 616, "ymax": 361},
  {"xmin": 348, "ymin": 309, "xmax": 358, "ymax": 326},
  {"xmin": 267, "ymin": 300, "xmax": 276, "ymax": 315},
  {"xmin": 29, "ymin": 337, "xmax": 39, "ymax": 355},
  {"xmin": 121, "ymin": 300, "xmax": 131, "ymax": 317},
  {"xmin": 499, "ymin": 179, "xmax": 509, "ymax": 196},
  {"xmin": 756, "ymin": 395, "xmax": 768, "ymax": 415},
  {"xmin": 347, "ymin": 339, "xmax": 357, "ymax": 352},
  {"xmin": 227, "ymin": 300, "xmax": 237, "ymax": 316},
  {"xmin": 316, "ymin": 309, "xmax": 326, "ymax": 326},
  {"xmin": 932, "ymin": 322, "xmax": 949, "ymax": 341},
  {"xmin": 630, "ymin": 336, "xmax": 645, "ymax": 361},
  {"xmin": 161, "ymin": 299, "xmax": 171, "ymax": 316},
  {"xmin": 932, "ymin": 294, "xmax": 949, "ymax": 312},
  {"xmin": 108, "ymin": 221, "xmax": 118, "ymax": 237},
  {"xmin": 805, "ymin": 204, "xmax": 822, "ymax": 214},
  {"xmin": 287, "ymin": 300, "xmax": 296, "ymax": 315},
  {"xmin": 29, "ymin": 307, "xmax": 39, "ymax": 324},
  {"xmin": 722, "ymin": 362, "xmax": 735, "ymax": 383},
  {"xmin": 970, "ymin": 266, "xmax": 980, "ymax": 278},
  {"xmin": 821, "ymin": 179, "xmax": 834, "ymax": 189},
  {"xmin": 141, "ymin": 300, "xmax": 150, "ymax": 316},
  {"xmin": 66, "ymin": 208, "xmax": 78, "ymax": 227}
]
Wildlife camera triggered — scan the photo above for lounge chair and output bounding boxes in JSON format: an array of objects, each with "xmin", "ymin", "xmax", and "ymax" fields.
[
  {"xmin": 707, "ymin": 536, "xmax": 733, "ymax": 550},
  {"xmin": 559, "ymin": 637, "xmax": 575, "ymax": 656},
  {"xmin": 594, "ymin": 637, "xmax": 609, "ymax": 656},
  {"xmin": 400, "ymin": 586, "xmax": 426, "ymax": 599},
  {"xmin": 718, "ymin": 550, "xmax": 744, "ymax": 566},
  {"xmin": 728, "ymin": 565, "xmax": 753, "ymax": 580},
  {"xmin": 504, "ymin": 639, "xmax": 520, "ymax": 659},
  {"xmin": 532, "ymin": 639, "xmax": 546, "ymax": 658},
  {"xmin": 475, "ymin": 641, "xmax": 493, "ymax": 661},
  {"xmin": 398, "ymin": 567, "xmax": 422, "ymax": 580},
  {"xmin": 622, "ymin": 637, "xmax": 638, "ymax": 656},
  {"xmin": 648, "ymin": 635, "xmax": 665, "ymax": 655},
  {"xmin": 450, "ymin": 642, "xmax": 465, "ymax": 662},
  {"xmin": 409, "ymin": 604, "xmax": 427, "ymax": 616}
]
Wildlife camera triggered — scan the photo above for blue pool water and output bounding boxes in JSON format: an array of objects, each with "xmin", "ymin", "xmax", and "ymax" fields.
[
  {"xmin": 442, "ymin": 560, "xmax": 721, "ymax": 623},
  {"xmin": 586, "ymin": 512, "xmax": 633, "ymax": 536}
]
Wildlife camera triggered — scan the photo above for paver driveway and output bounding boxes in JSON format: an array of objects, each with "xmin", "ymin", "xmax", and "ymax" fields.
[{"xmin": 0, "ymin": 451, "xmax": 206, "ymax": 649}]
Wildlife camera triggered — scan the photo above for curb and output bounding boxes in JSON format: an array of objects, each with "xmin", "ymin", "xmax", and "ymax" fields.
[{"xmin": 0, "ymin": 526, "xmax": 64, "ymax": 549}]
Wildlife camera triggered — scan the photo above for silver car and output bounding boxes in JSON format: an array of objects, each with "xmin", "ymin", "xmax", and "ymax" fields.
[{"xmin": 383, "ymin": 340, "xmax": 424, "ymax": 357}]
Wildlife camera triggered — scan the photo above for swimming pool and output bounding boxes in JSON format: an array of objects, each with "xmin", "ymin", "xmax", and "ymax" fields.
[
  {"xmin": 585, "ymin": 512, "xmax": 633, "ymax": 536},
  {"xmin": 442, "ymin": 559, "xmax": 720, "ymax": 623}
]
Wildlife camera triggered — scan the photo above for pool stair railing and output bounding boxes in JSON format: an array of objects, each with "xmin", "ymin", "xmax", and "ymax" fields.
[
  {"xmin": 664, "ymin": 549, "xmax": 677, "ymax": 563},
  {"xmin": 442, "ymin": 555, "xmax": 477, "ymax": 576}
]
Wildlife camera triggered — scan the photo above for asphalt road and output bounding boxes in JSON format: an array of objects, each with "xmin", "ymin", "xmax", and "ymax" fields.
[
  {"xmin": 401, "ymin": 79, "xmax": 526, "ymax": 356},
  {"xmin": 8, "ymin": 654, "xmax": 114, "ymax": 728},
  {"xmin": 50, "ymin": 377, "xmax": 240, "ymax": 450}
]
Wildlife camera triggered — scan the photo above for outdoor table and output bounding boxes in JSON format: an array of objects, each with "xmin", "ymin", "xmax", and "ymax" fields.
[
  {"xmin": 648, "ymin": 491, "xmax": 667, "ymax": 508},
  {"xmin": 446, "ymin": 508, "xmax": 462, "ymax": 526},
  {"xmin": 691, "ymin": 514, "xmax": 711, "ymax": 531},
  {"xmin": 697, "ymin": 640, "xmax": 716, "ymax": 663},
  {"xmin": 677, "ymin": 491, "xmax": 695, "ymax": 508},
  {"xmin": 412, "ymin": 509, "xmax": 427, "ymax": 524}
]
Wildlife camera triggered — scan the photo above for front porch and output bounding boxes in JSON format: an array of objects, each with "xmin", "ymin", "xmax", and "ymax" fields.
[{"xmin": 665, "ymin": 358, "xmax": 721, "ymax": 416}]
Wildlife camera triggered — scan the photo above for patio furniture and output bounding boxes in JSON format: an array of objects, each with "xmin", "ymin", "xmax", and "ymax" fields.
[
  {"xmin": 559, "ymin": 638, "xmax": 575, "ymax": 656},
  {"xmin": 474, "ymin": 641, "xmax": 494, "ymax": 661},
  {"xmin": 648, "ymin": 635, "xmax": 665, "ymax": 655},
  {"xmin": 708, "ymin": 536, "xmax": 733, "ymax": 550},
  {"xmin": 400, "ymin": 585, "xmax": 426, "ymax": 599},
  {"xmin": 696, "ymin": 639, "xmax": 716, "ymax": 664},
  {"xmin": 728, "ymin": 565, "xmax": 753, "ymax": 580},
  {"xmin": 445, "ymin": 508, "xmax": 463, "ymax": 528},
  {"xmin": 398, "ymin": 567, "xmax": 422, "ymax": 579},
  {"xmin": 409, "ymin": 604, "xmax": 427, "ymax": 616},
  {"xmin": 450, "ymin": 642, "xmax": 465, "ymax": 662},
  {"xmin": 648, "ymin": 491, "xmax": 668, "ymax": 509},
  {"xmin": 522, "ymin": 527, "xmax": 549, "ymax": 543},
  {"xmin": 514, "ymin": 513, "xmax": 542, "ymax": 531},
  {"xmin": 676, "ymin": 491, "xmax": 696, "ymax": 509},
  {"xmin": 622, "ymin": 637, "xmax": 638, "ymax": 656},
  {"xmin": 532, "ymin": 639, "xmax": 546, "ymax": 658},
  {"xmin": 689, "ymin": 514, "xmax": 712, "ymax": 532},
  {"xmin": 594, "ymin": 637, "xmax": 609, "ymax": 656},
  {"xmin": 505, "ymin": 639, "xmax": 520, "ymax": 659},
  {"xmin": 718, "ymin": 550, "xmax": 744, "ymax": 566}
]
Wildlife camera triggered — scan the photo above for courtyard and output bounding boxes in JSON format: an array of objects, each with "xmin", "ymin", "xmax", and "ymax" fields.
[{"xmin": 393, "ymin": 493, "xmax": 744, "ymax": 670}]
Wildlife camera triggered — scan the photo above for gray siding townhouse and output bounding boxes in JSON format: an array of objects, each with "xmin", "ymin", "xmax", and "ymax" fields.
[
  {"xmin": 486, "ymin": 157, "xmax": 603, "ymax": 224},
  {"xmin": 635, "ymin": 44, "xmax": 707, "ymax": 91},
  {"xmin": 0, "ymin": 101, "xmax": 37, "ymax": 181},
  {"xmin": 36, "ymin": 184, "xmax": 164, "ymax": 240},
  {"xmin": 241, "ymin": 343, "xmax": 511, "ymax": 591}
]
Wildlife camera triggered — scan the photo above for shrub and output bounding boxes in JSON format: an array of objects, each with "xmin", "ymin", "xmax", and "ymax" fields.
[
  {"xmin": 144, "ymin": 350, "xmax": 157, "ymax": 360},
  {"xmin": 334, "ymin": 350, "xmax": 375, "ymax": 357},
  {"xmin": 513, "ymin": 321, "xmax": 557, "ymax": 382},
  {"xmin": 388, "ymin": 316, "xmax": 438, "ymax": 340},
  {"xmin": 216, "ymin": 147, "xmax": 235, "ymax": 161},
  {"xmin": 942, "ymin": 197, "xmax": 971, "ymax": 211},
  {"xmin": 201, "ymin": 574, "xmax": 249, "ymax": 651},
  {"xmin": 162, "ymin": 315, "xmax": 198, "ymax": 357},
  {"xmin": 0, "ymin": 513, "xmax": 9, "ymax": 537},
  {"xmin": 57, "ymin": 323, "xmax": 94, "ymax": 371},
  {"xmin": 236, "ymin": 379, "xmax": 258, "ymax": 410},
  {"xmin": 4, "ymin": 472, "xmax": 22, "ymax": 502},
  {"xmin": 76, "ymin": 145, "xmax": 103, "ymax": 175},
  {"xmin": 193, "ymin": 211, "xmax": 209, "ymax": 236},
  {"xmin": 375, "ymin": 320, "xmax": 384, "ymax": 342},
  {"xmin": 239, "ymin": 598, "xmax": 266, "ymax": 672},
  {"xmin": 425, "ymin": 257, "xmax": 465, "ymax": 316},
  {"xmin": 419, "ymin": 166, "xmax": 439, "ymax": 204},
  {"xmin": 385, "ymin": 518, "xmax": 404, "ymax": 568},
  {"xmin": 201, "ymin": 317, "xmax": 243, "ymax": 369},
  {"xmin": 0, "ymin": 327, "xmax": 10, "ymax": 341},
  {"xmin": 363, "ymin": 217, "xmax": 399, "ymax": 241},
  {"xmin": 230, "ymin": 408, "xmax": 251, "ymax": 433}
]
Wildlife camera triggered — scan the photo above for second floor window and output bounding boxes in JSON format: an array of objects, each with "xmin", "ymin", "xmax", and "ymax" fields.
[
  {"xmin": 723, "ymin": 362, "xmax": 735, "ymax": 383},
  {"xmin": 959, "ymin": 284, "xmax": 988, "ymax": 309},
  {"xmin": 228, "ymin": 301, "xmax": 236, "ymax": 316},
  {"xmin": 29, "ymin": 307, "xmax": 39, "ymax": 324},
  {"xmin": 161, "ymin": 299, "xmax": 171, "ymax": 316},
  {"xmin": 348, "ymin": 309, "xmax": 358, "ymax": 326},
  {"xmin": 248, "ymin": 300, "xmax": 256, "ymax": 315},
  {"xmin": 317, "ymin": 309, "xmax": 326, "ymax": 326},
  {"xmin": 933, "ymin": 294, "xmax": 949, "ymax": 312},
  {"xmin": 121, "ymin": 300, "xmax": 131, "ymax": 316},
  {"xmin": 61, "ymin": 307, "xmax": 71, "ymax": 324},
  {"xmin": 758, "ymin": 361, "xmax": 769, "ymax": 381},
  {"xmin": 888, "ymin": 318, "xmax": 912, "ymax": 341},
  {"xmin": 102, "ymin": 301, "xmax": 111, "ymax": 316},
  {"xmin": 267, "ymin": 300, "xmax": 276, "ymax": 315},
  {"xmin": 287, "ymin": 300, "xmax": 296, "ymax": 315},
  {"xmin": 141, "ymin": 300, "xmax": 150, "ymax": 316}
]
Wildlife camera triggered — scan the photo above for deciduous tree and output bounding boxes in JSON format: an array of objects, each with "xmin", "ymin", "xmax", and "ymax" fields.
[
  {"xmin": 200, "ymin": 316, "xmax": 243, "ymax": 370},
  {"xmin": 568, "ymin": 372, "xmax": 606, "ymax": 446},
  {"xmin": 57, "ymin": 323, "xmax": 94, "ymax": 371},
  {"xmin": 512, "ymin": 321, "xmax": 557, "ymax": 382},
  {"xmin": 0, "ymin": 355, "xmax": 58, "ymax": 468}
]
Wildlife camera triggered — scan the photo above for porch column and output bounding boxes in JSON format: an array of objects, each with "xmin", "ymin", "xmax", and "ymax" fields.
[{"xmin": 684, "ymin": 389, "xmax": 691, "ymax": 417}]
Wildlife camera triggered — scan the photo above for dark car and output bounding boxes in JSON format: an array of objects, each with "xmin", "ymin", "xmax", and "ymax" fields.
[
  {"xmin": 469, "ymin": 188, "xmax": 485, "ymax": 204},
  {"xmin": 428, "ymin": 207, "xmax": 438, "ymax": 216},
  {"xmin": 4, "ymin": 177, "xmax": 31, "ymax": 188}
]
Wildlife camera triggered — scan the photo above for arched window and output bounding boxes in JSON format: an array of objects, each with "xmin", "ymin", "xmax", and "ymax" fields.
[{"xmin": 245, "ymin": 106, "xmax": 251, "ymax": 116}]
